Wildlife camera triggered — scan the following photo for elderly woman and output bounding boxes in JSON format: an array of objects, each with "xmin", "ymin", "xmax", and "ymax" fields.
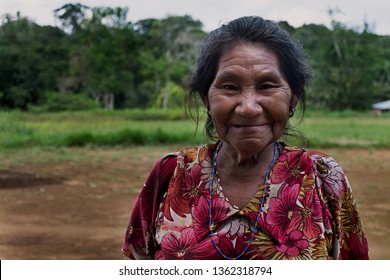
[{"xmin": 122, "ymin": 16, "xmax": 369, "ymax": 260}]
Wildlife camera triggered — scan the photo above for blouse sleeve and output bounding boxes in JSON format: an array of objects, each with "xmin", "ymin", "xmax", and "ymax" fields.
[
  {"xmin": 311, "ymin": 153, "xmax": 369, "ymax": 259},
  {"xmin": 122, "ymin": 154, "xmax": 177, "ymax": 259}
]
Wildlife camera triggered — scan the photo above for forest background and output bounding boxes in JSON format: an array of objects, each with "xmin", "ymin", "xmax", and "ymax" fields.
[{"xmin": 1, "ymin": 2, "xmax": 390, "ymax": 112}]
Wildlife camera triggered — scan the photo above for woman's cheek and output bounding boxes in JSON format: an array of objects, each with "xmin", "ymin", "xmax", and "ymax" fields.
[{"xmin": 211, "ymin": 108, "xmax": 228, "ymax": 137}]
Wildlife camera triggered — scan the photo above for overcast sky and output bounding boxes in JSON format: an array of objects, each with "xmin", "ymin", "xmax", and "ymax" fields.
[{"xmin": 1, "ymin": 0, "xmax": 389, "ymax": 35}]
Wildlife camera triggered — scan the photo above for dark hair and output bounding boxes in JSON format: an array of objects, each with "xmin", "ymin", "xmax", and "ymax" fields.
[{"xmin": 186, "ymin": 16, "xmax": 312, "ymax": 141}]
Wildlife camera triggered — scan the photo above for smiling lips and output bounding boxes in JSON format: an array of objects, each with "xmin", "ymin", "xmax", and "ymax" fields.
[
  {"xmin": 229, "ymin": 124, "xmax": 270, "ymax": 134},
  {"xmin": 231, "ymin": 123, "xmax": 268, "ymax": 128}
]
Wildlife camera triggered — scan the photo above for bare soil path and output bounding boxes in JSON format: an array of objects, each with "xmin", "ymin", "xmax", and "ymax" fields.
[{"xmin": 0, "ymin": 146, "xmax": 389, "ymax": 259}]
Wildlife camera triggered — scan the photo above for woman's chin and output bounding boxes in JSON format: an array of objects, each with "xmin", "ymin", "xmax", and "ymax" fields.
[{"xmin": 228, "ymin": 138, "xmax": 272, "ymax": 155}]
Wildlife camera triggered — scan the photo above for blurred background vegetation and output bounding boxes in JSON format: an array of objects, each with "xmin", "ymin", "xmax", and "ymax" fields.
[
  {"xmin": 1, "ymin": 3, "xmax": 390, "ymax": 150},
  {"xmin": 1, "ymin": 2, "xmax": 389, "ymax": 112}
]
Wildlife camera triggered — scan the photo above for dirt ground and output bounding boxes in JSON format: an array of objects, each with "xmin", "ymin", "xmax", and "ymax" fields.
[{"xmin": 0, "ymin": 146, "xmax": 389, "ymax": 260}]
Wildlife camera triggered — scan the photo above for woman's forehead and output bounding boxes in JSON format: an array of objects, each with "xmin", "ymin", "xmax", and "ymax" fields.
[{"xmin": 216, "ymin": 43, "xmax": 282, "ymax": 74}]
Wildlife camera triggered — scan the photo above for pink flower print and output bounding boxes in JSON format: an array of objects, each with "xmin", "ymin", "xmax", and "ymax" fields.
[
  {"xmin": 184, "ymin": 164, "xmax": 209, "ymax": 206},
  {"xmin": 159, "ymin": 228, "xmax": 218, "ymax": 259},
  {"xmin": 193, "ymin": 195, "xmax": 230, "ymax": 240},
  {"xmin": 276, "ymin": 230, "xmax": 309, "ymax": 257},
  {"xmin": 272, "ymin": 150, "xmax": 312, "ymax": 187},
  {"xmin": 266, "ymin": 183, "xmax": 300, "ymax": 237},
  {"xmin": 218, "ymin": 233, "xmax": 251, "ymax": 258},
  {"xmin": 288, "ymin": 189, "xmax": 322, "ymax": 239}
]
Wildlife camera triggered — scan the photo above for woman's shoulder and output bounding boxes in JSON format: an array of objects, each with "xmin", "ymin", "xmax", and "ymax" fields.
[
  {"xmin": 281, "ymin": 143, "xmax": 349, "ymax": 198},
  {"xmin": 282, "ymin": 142, "xmax": 336, "ymax": 160},
  {"xmin": 154, "ymin": 144, "xmax": 214, "ymax": 172},
  {"xmin": 177, "ymin": 143, "xmax": 215, "ymax": 163},
  {"xmin": 281, "ymin": 143, "xmax": 345, "ymax": 175}
]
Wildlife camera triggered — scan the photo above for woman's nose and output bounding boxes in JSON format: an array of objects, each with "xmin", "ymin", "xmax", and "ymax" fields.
[{"xmin": 235, "ymin": 91, "xmax": 263, "ymax": 118}]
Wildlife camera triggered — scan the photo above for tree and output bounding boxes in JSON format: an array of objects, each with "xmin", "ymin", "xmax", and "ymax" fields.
[
  {"xmin": 2, "ymin": 5, "xmax": 389, "ymax": 111},
  {"xmin": 64, "ymin": 6, "xmax": 139, "ymax": 109},
  {"xmin": 373, "ymin": 35, "xmax": 390, "ymax": 102},
  {"xmin": 320, "ymin": 21, "xmax": 378, "ymax": 110},
  {"xmin": 292, "ymin": 17, "xmax": 381, "ymax": 111},
  {"xmin": 54, "ymin": 3, "xmax": 90, "ymax": 33},
  {"xmin": 134, "ymin": 15, "xmax": 206, "ymax": 109},
  {"xmin": 0, "ymin": 15, "xmax": 69, "ymax": 109}
]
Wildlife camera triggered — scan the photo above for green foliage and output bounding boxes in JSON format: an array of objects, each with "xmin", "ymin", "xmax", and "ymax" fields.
[
  {"xmin": 0, "ymin": 16, "xmax": 69, "ymax": 109},
  {"xmin": 118, "ymin": 108, "xmax": 187, "ymax": 120},
  {"xmin": 29, "ymin": 92, "xmax": 100, "ymax": 112},
  {"xmin": 54, "ymin": 3, "xmax": 90, "ymax": 33},
  {"xmin": 0, "ymin": 5, "xmax": 389, "ymax": 112},
  {"xmin": 0, "ymin": 112, "xmax": 36, "ymax": 148},
  {"xmin": 292, "ymin": 21, "xmax": 384, "ymax": 111},
  {"xmin": 154, "ymin": 82, "xmax": 186, "ymax": 109}
]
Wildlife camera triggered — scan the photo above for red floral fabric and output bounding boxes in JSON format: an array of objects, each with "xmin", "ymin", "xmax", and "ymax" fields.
[{"xmin": 122, "ymin": 143, "xmax": 369, "ymax": 260}]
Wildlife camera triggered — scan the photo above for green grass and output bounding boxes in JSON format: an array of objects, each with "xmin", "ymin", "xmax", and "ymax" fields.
[
  {"xmin": 0, "ymin": 109, "xmax": 206, "ymax": 148},
  {"xmin": 1, "ymin": 109, "xmax": 390, "ymax": 149},
  {"xmin": 290, "ymin": 111, "xmax": 390, "ymax": 148}
]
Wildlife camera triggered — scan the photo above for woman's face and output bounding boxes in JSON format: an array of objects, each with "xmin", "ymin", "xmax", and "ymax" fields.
[{"xmin": 206, "ymin": 43, "xmax": 297, "ymax": 155}]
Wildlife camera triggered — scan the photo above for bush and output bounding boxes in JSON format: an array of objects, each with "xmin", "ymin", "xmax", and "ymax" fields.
[
  {"xmin": 0, "ymin": 111, "xmax": 36, "ymax": 148},
  {"xmin": 154, "ymin": 82, "xmax": 186, "ymax": 109},
  {"xmin": 29, "ymin": 92, "xmax": 100, "ymax": 112}
]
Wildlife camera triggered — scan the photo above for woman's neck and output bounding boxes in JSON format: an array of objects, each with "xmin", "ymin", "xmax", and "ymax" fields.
[{"xmin": 216, "ymin": 141, "xmax": 276, "ymax": 177}]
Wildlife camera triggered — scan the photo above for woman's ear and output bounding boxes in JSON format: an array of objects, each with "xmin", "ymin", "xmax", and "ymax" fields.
[
  {"xmin": 288, "ymin": 95, "xmax": 299, "ymax": 118},
  {"xmin": 290, "ymin": 94, "xmax": 299, "ymax": 110}
]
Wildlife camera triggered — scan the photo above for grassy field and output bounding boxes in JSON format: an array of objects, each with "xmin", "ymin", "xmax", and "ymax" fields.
[
  {"xmin": 1, "ymin": 109, "xmax": 390, "ymax": 150},
  {"xmin": 0, "ymin": 109, "xmax": 202, "ymax": 148}
]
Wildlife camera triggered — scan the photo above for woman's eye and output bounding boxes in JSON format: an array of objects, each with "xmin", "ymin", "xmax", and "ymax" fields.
[
  {"xmin": 222, "ymin": 84, "xmax": 238, "ymax": 90},
  {"xmin": 260, "ymin": 83, "xmax": 275, "ymax": 90}
]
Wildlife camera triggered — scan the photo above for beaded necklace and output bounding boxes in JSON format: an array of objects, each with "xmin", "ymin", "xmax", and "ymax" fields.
[{"xmin": 208, "ymin": 141, "xmax": 279, "ymax": 260}]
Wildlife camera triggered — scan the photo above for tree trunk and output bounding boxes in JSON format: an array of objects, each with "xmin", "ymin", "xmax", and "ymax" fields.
[
  {"xmin": 103, "ymin": 93, "xmax": 114, "ymax": 110},
  {"xmin": 162, "ymin": 80, "xmax": 170, "ymax": 111},
  {"xmin": 162, "ymin": 49, "xmax": 171, "ymax": 111}
]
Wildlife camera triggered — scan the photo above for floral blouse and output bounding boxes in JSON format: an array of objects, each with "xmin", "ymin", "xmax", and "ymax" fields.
[{"xmin": 122, "ymin": 143, "xmax": 369, "ymax": 260}]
